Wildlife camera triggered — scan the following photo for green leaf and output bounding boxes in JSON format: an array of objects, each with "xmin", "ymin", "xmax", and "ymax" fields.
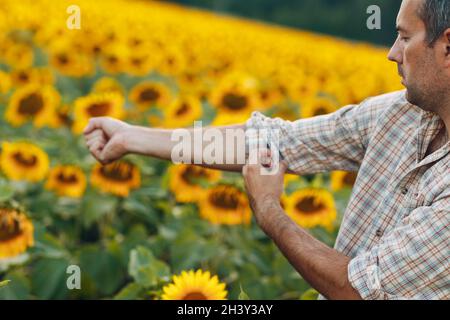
[
  {"xmin": 0, "ymin": 179, "xmax": 14, "ymax": 202},
  {"xmin": 31, "ymin": 257, "xmax": 70, "ymax": 299},
  {"xmin": 81, "ymin": 194, "xmax": 118, "ymax": 228},
  {"xmin": 238, "ymin": 284, "xmax": 250, "ymax": 300},
  {"xmin": 114, "ymin": 283, "xmax": 144, "ymax": 300},
  {"xmin": 128, "ymin": 246, "xmax": 170, "ymax": 288},
  {"xmin": 0, "ymin": 280, "xmax": 11, "ymax": 288},
  {"xmin": 0, "ymin": 272, "xmax": 31, "ymax": 299},
  {"xmin": 300, "ymin": 288, "xmax": 319, "ymax": 300},
  {"xmin": 79, "ymin": 246, "xmax": 125, "ymax": 296}
]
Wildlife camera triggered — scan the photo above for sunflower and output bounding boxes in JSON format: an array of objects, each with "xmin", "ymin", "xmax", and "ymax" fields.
[
  {"xmin": 161, "ymin": 270, "xmax": 227, "ymax": 300},
  {"xmin": 198, "ymin": 185, "xmax": 251, "ymax": 225},
  {"xmin": 8, "ymin": 68, "xmax": 53, "ymax": 88},
  {"xmin": 282, "ymin": 188, "xmax": 337, "ymax": 231},
  {"xmin": 45, "ymin": 165, "xmax": 87, "ymax": 198},
  {"xmin": 163, "ymin": 96, "xmax": 203, "ymax": 128},
  {"xmin": 300, "ymin": 97, "xmax": 338, "ymax": 119},
  {"xmin": 99, "ymin": 44, "xmax": 128, "ymax": 74},
  {"xmin": 258, "ymin": 85, "xmax": 285, "ymax": 109},
  {"xmin": 91, "ymin": 161, "xmax": 140, "ymax": 197},
  {"xmin": 209, "ymin": 81, "xmax": 260, "ymax": 117},
  {"xmin": 176, "ymin": 69, "xmax": 206, "ymax": 95},
  {"xmin": 157, "ymin": 46, "xmax": 186, "ymax": 76},
  {"xmin": 0, "ymin": 70, "xmax": 11, "ymax": 94},
  {"xmin": 288, "ymin": 77, "xmax": 320, "ymax": 104},
  {"xmin": 0, "ymin": 207, "xmax": 34, "ymax": 259},
  {"xmin": 5, "ymin": 84, "xmax": 60, "ymax": 128},
  {"xmin": 3, "ymin": 43, "xmax": 33, "ymax": 69},
  {"xmin": 330, "ymin": 171, "xmax": 358, "ymax": 192},
  {"xmin": 284, "ymin": 174, "xmax": 300, "ymax": 187},
  {"xmin": 9, "ymin": 68, "xmax": 38, "ymax": 87},
  {"xmin": 211, "ymin": 112, "xmax": 250, "ymax": 126},
  {"xmin": 48, "ymin": 104, "xmax": 73, "ymax": 129},
  {"xmin": 49, "ymin": 42, "xmax": 94, "ymax": 77},
  {"xmin": 125, "ymin": 48, "xmax": 156, "ymax": 76},
  {"xmin": 0, "ymin": 142, "xmax": 49, "ymax": 182},
  {"xmin": 72, "ymin": 92, "xmax": 124, "ymax": 134},
  {"xmin": 169, "ymin": 165, "xmax": 221, "ymax": 203},
  {"xmin": 91, "ymin": 77, "xmax": 124, "ymax": 96},
  {"xmin": 129, "ymin": 81, "xmax": 171, "ymax": 111},
  {"xmin": 271, "ymin": 103, "xmax": 300, "ymax": 121}
]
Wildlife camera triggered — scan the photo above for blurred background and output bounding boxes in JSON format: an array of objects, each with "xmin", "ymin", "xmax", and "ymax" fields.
[
  {"xmin": 0, "ymin": 0, "xmax": 403, "ymax": 300},
  {"xmin": 168, "ymin": 0, "xmax": 402, "ymax": 45}
]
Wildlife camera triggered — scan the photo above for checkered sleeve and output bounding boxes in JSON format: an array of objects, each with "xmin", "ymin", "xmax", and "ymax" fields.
[
  {"xmin": 245, "ymin": 97, "xmax": 385, "ymax": 175},
  {"xmin": 348, "ymin": 194, "xmax": 450, "ymax": 300}
]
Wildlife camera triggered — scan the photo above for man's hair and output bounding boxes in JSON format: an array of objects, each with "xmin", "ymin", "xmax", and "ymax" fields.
[{"xmin": 418, "ymin": 0, "xmax": 450, "ymax": 46}]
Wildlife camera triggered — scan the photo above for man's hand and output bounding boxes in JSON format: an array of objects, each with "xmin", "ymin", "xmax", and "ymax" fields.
[
  {"xmin": 242, "ymin": 149, "xmax": 288, "ymax": 231},
  {"xmin": 83, "ymin": 117, "xmax": 133, "ymax": 165}
]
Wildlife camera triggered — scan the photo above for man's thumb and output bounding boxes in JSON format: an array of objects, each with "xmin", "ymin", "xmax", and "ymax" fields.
[{"xmin": 99, "ymin": 141, "xmax": 115, "ymax": 164}]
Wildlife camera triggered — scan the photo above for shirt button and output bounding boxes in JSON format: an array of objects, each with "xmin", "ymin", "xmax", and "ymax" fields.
[
  {"xmin": 401, "ymin": 187, "xmax": 409, "ymax": 195},
  {"xmin": 376, "ymin": 229, "xmax": 383, "ymax": 237}
]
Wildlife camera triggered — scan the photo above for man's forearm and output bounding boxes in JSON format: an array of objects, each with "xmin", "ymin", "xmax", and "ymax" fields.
[
  {"xmin": 124, "ymin": 124, "xmax": 247, "ymax": 172},
  {"xmin": 259, "ymin": 199, "xmax": 362, "ymax": 300}
]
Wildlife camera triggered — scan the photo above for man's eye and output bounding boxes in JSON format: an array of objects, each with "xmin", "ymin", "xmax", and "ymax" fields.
[{"xmin": 398, "ymin": 34, "xmax": 409, "ymax": 42}]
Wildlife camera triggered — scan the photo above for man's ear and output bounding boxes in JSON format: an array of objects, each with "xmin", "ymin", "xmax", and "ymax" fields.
[{"xmin": 446, "ymin": 28, "xmax": 450, "ymax": 56}]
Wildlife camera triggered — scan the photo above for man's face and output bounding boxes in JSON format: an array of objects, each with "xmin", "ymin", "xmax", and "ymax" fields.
[{"xmin": 388, "ymin": 0, "xmax": 448, "ymax": 111}]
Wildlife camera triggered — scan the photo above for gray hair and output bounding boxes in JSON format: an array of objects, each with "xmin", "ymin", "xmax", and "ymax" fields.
[{"xmin": 418, "ymin": 0, "xmax": 450, "ymax": 46}]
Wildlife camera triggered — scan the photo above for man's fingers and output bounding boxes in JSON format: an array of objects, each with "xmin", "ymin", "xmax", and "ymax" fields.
[
  {"xmin": 89, "ymin": 145, "xmax": 104, "ymax": 163},
  {"xmin": 86, "ymin": 135, "xmax": 106, "ymax": 148},
  {"xmin": 84, "ymin": 129, "xmax": 104, "ymax": 141},
  {"xmin": 99, "ymin": 141, "xmax": 118, "ymax": 164},
  {"xmin": 84, "ymin": 117, "xmax": 105, "ymax": 135},
  {"xmin": 89, "ymin": 139, "xmax": 105, "ymax": 154}
]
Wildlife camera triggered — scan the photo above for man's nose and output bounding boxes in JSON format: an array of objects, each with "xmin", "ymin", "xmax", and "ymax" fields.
[{"xmin": 388, "ymin": 38, "xmax": 402, "ymax": 63}]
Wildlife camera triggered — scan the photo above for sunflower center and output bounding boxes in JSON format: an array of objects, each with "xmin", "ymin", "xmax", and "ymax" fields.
[
  {"xmin": 100, "ymin": 163, "xmax": 133, "ymax": 182},
  {"xmin": 0, "ymin": 212, "xmax": 22, "ymax": 241},
  {"xmin": 57, "ymin": 172, "xmax": 79, "ymax": 184},
  {"xmin": 313, "ymin": 107, "xmax": 328, "ymax": 116},
  {"xmin": 175, "ymin": 103, "xmax": 190, "ymax": 116},
  {"xmin": 182, "ymin": 292, "xmax": 207, "ymax": 300},
  {"xmin": 181, "ymin": 166, "xmax": 207, "ymax": 185},
  {"xmin": 139, "ymin": 88, "xmax": 160, "ymax": 103},
  {"xmin": 209, "ymin": 189, "xmax": 239, "ymax": 210},
  {"xmin": 343, "ymin": 172, "xmax": 357, "ymax": 186},
  {"xmin": 131, "ymin": 58, "xmax": 142, "ymax": 67},
  {"xmin": 184, "ymin": 73, "xmax": 195, "ymax": 83},
  {"xmin": 260, "ymin": 90, "xmax": 269, "ymax": 101},
  {"xmin": 108, "ymin": 55, "xmax": 118, "ymax": 64},
  {"xmin": 87, "ymin": 102, "xmax": 111, "ymax": 117},
  {"xmin": 167, "ymin": 57, "xmax": 175, "ymax": 66},
  {"xmin": 57, "ymin": 54, "xmax": 69, "ymax": 65},
  {"xmin": 222, "ymin": 93, "xmax": 248, "ymax": 111},
  {"xmin": 18, "ymin": 93, "xmax": 44, "ymax": 116},
  {"xmin": 12, "ymin": 152, "xmax": 38, "ymax": 167},
  {"xmin": 18, "ymin": 71, "xmax": 29, "ymax": 82},
  {"xmin": 295, "ymin": 196, "xmax": 325, "ymax": 214}
]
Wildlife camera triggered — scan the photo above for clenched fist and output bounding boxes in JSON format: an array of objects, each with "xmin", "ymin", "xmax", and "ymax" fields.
[{"xmin": 83, "ymin": 117, "xmax": 132, "ymax": 165}]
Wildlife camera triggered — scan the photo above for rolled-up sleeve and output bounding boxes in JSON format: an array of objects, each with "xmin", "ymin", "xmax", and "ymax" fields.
[
  {"xmin": 348, "ymin": 195, "xmax": 450, "ymax": 300},
  {"xmin": 245, "ymin": 96, "xmax": 385, "ymax": 175}
]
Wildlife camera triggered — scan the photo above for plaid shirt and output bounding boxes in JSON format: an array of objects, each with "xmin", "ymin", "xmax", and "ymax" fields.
[{"xmin": 245, "ymin": 90, "xmax": 449, "ymax": 300}]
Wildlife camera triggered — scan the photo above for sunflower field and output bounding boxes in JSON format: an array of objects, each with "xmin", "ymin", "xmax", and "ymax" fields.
[{"xmin": 0, "ymin": 0, "xmax": 403, "ymax": 300}]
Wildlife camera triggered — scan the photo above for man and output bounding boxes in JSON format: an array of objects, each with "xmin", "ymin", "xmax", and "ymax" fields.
[{"xmin": 84, "ymin": 0, "xmax": 449, "ymax": 300}]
